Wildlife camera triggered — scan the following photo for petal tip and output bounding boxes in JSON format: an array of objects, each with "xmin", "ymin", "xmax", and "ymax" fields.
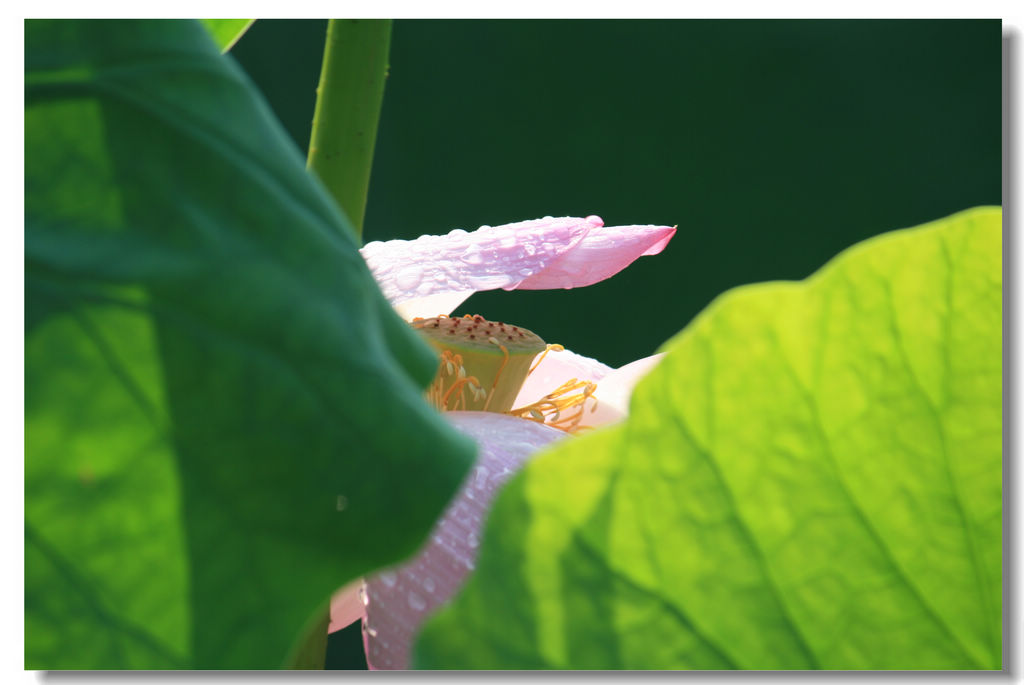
[{"xmin": 641, "ymin": 224, "xmax": 677, "ymax": 256}]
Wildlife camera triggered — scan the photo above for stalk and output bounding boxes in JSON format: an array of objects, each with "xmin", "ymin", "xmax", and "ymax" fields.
[
  {"xmin": 307, "ymin": 19, "xmax": 392, "ymax": 240},
  {"xmin": 300, "ymin": 20, "xmax": 392, "ymax": 669}
]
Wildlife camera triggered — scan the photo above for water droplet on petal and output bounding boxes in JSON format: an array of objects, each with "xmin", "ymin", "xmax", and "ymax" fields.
[
  {"xmin": 408, "ymin": 591, "xmax": 426, "ymax": 611},
  {"xmin": 395, "ymin": 265, "xmax": 423, "ymax": 291},
  {"xmin": 423, "ymin": 577, "xmax": 436, "ymax": 593},
  {"xmin": 366, "ymin": 625, "xmax": 378, "ymax": 637},
  {"xmin": 379, "ymin": 571, "xmax": 397, "ymax": 588},
  {"xmin": 358, "ymin": 585, "xmax": 369, "ymax": 606},
  {"xmin": 461, "ymin": 244, "xmax": 484, "ymax": 265},
  {"xmin": 467, "ymin": 532, "xmax": 479, "ymax": 548},
  {"xmin": 473, "ymin": 466, "xmax": 489, "ymax": 488}
]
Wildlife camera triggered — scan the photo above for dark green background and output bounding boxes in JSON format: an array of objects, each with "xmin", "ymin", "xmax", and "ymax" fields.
[
  {"xmin": 232, "ymin": 20, "xmax": 1000, "ymax": 668},
  {"xmin": 232, "ymin": 19, "xmax": 1000, "ymax": 369}
]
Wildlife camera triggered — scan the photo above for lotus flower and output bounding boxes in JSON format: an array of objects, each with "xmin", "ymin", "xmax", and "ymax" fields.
[{"xmin": 329, "ymin": 215, "xmax": 675, "ymax": 668}]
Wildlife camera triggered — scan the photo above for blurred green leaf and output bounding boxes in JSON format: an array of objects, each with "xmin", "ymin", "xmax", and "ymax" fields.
[
  {"xmin": 199, "ymin": 19, "xmax": 255, "ymax": 52},
  {"xmin": 415, "ymin": 207, "xmax": 1002, "ymax": 669},
  {"xmin": 25, "ymin": 19, "xmax": 475, "ymax": 669}
]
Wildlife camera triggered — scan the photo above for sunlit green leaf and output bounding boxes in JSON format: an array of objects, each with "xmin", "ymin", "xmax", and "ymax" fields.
[
  {"xmin": 415, "ymin": 207, "xmax": 1002, "ymax": 670},
  {"xmin": 199, "ymin": 19, "xmax": 255, "ymax": 52},
  {"xmin": 25, "ymin": 19, "xmax": 475, "ymax": 669}
]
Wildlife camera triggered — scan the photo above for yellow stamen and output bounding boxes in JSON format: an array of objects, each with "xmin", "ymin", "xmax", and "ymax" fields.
[
  {"xmin": 509, "ymin": 375, "xmax": 599, "ymax": 434},
  {"xmin": 528, "ymin": 343, "xmax": 565, "ymax": 375},
  {"xmin": 481, "ymin": 337, "xmax": 510, "ymax": 413},
  {"xmin": 442, "ymin": 374, "xmax": 483, "ymax": 409}
]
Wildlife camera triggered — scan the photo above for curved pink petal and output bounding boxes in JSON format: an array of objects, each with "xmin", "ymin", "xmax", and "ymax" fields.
[
  {"xmin": 360, "ymin": 216, "xmax": 675, "ymax": 321},
  {"xmin": 361, "ymin": 412, "xmax": 566, "ymax": 670},
  {"xmin": 513, "ymin": 223, "xmax": 676, "ymax": 291}
]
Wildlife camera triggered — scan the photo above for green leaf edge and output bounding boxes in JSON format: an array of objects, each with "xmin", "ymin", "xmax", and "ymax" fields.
[{"xmin": 199, "ymin": 19, "xmax": 255, "ymax": 52}]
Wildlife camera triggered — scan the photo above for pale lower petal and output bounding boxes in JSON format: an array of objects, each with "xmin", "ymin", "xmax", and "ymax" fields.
[
  {"xmin": 328, "ymin": 578, "xmax": 366, "ymax": 634},
  {"xmin": 513, "ymin": 347, "xmax": 612, "ymax": 409},
  {"xmin": 393, "ymin": 291, "xmax": 473, "ymax": 322},
  {"xmin": 587, "ymin": 353, "xmax": 667, "ymax": 425},
  {"xmin": 361, "ymin": 412, "xmax": 566, "ymax": 670},
  {"xmin": 513, "ymin": 349, "xmax": 665, "ymax": 428}
]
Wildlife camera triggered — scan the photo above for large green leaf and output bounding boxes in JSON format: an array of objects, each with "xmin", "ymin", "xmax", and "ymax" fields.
[
  {"xmin": 25, "ymin": 19, "xmax": 475, "ymax": 669},
  {"xmin": 415, "ymin": 207, "xmax": 1002, "ymax": 669}
]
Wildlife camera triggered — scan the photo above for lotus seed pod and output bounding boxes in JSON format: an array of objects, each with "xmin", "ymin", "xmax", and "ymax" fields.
[{"xmin": 412, "ymin": 315, "xmax": 546, "ymax": 414}]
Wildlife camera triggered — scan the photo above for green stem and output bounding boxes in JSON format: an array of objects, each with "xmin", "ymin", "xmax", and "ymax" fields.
[{"xmin": 307, "ymin": 19, "xmax": 392, "ymax": 241}]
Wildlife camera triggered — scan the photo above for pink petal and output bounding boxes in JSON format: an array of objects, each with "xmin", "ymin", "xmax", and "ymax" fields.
[
  {"xmin": 327, "ymin": 578, "xmax": 365, "ymax": 634},
  {"xmin": 360, "ymin": 216, "xmax": 675, "ymax": 320},
  {"xmin": 361, "ymin": 412, "xmax": 567, "ymax": 670},
  {"xmin": 513, "ymin": 223, "xmax": 676, "ymax": 291}
]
